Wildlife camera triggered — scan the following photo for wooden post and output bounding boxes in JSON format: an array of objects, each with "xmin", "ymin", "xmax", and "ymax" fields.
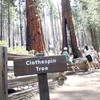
[
  {"xmin": 0, "ymin": 46, "xmax": 8, "ymax": 100},
  {"xmin": 38, "ymin": 73, "xmax": 50, "ymax": 100},
  {"xmin": 36, "ymin": 53, "xmax": 50, "ymax": 100}
]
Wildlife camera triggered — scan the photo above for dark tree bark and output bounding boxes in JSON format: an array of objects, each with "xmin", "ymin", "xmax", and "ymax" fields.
[
  {"xmin": 62, "ymin": 0, "xmax": 82, "ymax": 58},
  {"xmin": 26, "ymin": 0, "xmax": 45, "ymax": 53},
  {"xmin": 62, "ymin": 0, "xmax": 68, "ymax": 49},
  {"xmin": 62, "ymin": 18, "xmax": 68, "ymax": 49}
]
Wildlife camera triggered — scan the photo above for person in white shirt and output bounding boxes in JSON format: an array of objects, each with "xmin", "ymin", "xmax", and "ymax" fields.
[{"xmin": 84, "ymin": 46, "xmax": 94, "ymax": 70}]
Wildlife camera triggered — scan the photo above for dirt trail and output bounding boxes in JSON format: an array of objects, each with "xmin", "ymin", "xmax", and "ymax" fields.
[{"xmin": 31, "ymin": 69, "xmax": 100, "ymax": 100}]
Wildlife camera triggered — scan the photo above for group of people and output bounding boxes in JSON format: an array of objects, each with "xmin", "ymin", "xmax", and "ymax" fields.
[{"xmin": 62, "ymin": 45, "xmax": 100, "ymax": 71}]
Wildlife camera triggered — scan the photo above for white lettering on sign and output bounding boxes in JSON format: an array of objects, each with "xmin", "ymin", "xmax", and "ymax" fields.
[
  {"xmin": 35, "ymin": 66, "xmax": 48, "ymax": 72},
  {"xmin": 26, "ymin": 59, "xmax": 56, "ymax": 66}
]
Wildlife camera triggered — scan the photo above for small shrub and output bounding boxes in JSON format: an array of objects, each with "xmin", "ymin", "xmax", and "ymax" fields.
[
  {"xmin": 0, "ymin": 41, "xmax": 7, "ymax": 47},
  {"xmin": 8, "ymin": 46, "xmax": 29, "ymax": 55}
]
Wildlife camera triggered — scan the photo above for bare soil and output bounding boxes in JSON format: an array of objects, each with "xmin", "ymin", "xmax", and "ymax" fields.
[{"xmin": 31, "ymin": 69, "xmax": 100, "ymax": 100}]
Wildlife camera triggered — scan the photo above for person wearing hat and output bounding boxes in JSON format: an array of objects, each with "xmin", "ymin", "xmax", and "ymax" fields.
[{"xmin": 62, "ymin": 47, "xmax": 71, "ymax": 64}]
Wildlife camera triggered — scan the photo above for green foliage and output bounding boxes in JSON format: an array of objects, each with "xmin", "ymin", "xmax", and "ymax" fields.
[
  {"xmin": 0, "ymin": 40, "xmax": 29, "ymax": 54},
  {"xmin": 0, "ymin": 41, "xmax": 8, "ymax": 47},
  {"xmin": 73, "ymin": 0, "xmax": 100, "ymax": 27},
  {"xmin": 71, "ymin": 0, "xmax": 100, "ymax": 51},
  {"xmin": 8, "ymin": 47, "xmax": 29, "ymax": 55}
]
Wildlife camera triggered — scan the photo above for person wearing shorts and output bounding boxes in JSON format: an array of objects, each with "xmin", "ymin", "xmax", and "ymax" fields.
[{"xmin": 84, "ymin": 46, "xmax": 94, "ymax": 70}]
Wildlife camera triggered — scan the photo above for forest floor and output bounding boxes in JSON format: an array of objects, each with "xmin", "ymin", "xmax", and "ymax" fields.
[{"xmin": 30, "ymin": 69, "xmax": 100, "ymax": 100}]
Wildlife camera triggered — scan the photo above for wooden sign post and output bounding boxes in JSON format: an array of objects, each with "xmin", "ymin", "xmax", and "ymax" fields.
[
  {"xmin": 0, "ymin": 46, "xmax": 8, "ymax": 100},
  {"xmin": 14, "ymin": 55, "xmax": 67, "ymax": 100},
  {"xmin": 37, "ymin": 53, "xmax": 50, "ymax": 100},
  {"xmin": 38, "ymin": 73, "xmax": 50, "ymax": 100}
]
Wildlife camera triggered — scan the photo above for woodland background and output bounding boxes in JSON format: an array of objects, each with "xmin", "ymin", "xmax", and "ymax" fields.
[{"xmin": 0, "ymin": 0, "xmax": 100, "ymax": 57}]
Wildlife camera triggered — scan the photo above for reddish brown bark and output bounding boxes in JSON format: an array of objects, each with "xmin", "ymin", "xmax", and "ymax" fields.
[
  {"xmin": 26, "ymin": 0, "xmax": 45, "ymax": 53},
  {"xmin": 62, "ymin": 0, "xmax": 82, "ymax": 58}
]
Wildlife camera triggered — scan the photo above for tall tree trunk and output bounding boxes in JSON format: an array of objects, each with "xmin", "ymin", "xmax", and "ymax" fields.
[
  {"xmin": 19, "ymin": 0, "xmax": 23, "ymax": 46},
  {"xmin": 0, "ymin": 0, "xmax": 3, "ymax": 40},
  {"xmin": 8, "ymin": 1, "xmax": 11, "ymax": 47},
  {"xmin": 62, "ymin": 0, "xmax": 68, "ymax": 49},
  {"xmin": 62, "ymin": 18, "xmax": 68, "ymax": 49},
  {"xmin": 62, "ymin": 0, "xmax": 82, "ymax": 58},
  {"xmin": 89, "ymin": 25, "xmax": 99, "ymax": 52},
  {"xmin": 26, "ymin": 0, "xmax": 45, "ymax": 53},
  {"xmin": 12, "ymin": 22, "xmax": 15, "ymax": 48}
]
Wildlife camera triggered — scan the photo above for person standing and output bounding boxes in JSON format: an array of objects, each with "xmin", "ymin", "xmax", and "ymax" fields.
[{"xmin": 84, "ymin": 46, "xmax": 94, "ymax": 70}]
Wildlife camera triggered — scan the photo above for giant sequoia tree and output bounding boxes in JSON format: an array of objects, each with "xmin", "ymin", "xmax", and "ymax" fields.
[
  {"xmin": 26, "ymin": 0, "xmax": 45, "ymax": 52},
  {"xmin": 62, "ymin": 0, "xmax": 82, "ymax": 58}
]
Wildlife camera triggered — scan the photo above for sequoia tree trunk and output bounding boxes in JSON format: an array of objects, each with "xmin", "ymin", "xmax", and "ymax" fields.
[
  {"xmin": 62, "ymin": 0, "xmax": 82, "ymax": 58},
  {"xmin": 26, "ymin": 0, "xmax": 45, "ymax": 53},
  {"xmin": 62, "ymin": 0, "xmax": 68, "ymax": 49}
]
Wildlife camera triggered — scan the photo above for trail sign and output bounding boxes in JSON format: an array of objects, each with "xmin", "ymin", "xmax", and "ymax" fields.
[
  {"xmin": 14, "ymin": 55, "xmax": 67, "ymax": 76},
  {"xmin": 14, "ymin": 55, "xmax": 67, "ymax": 100}
]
